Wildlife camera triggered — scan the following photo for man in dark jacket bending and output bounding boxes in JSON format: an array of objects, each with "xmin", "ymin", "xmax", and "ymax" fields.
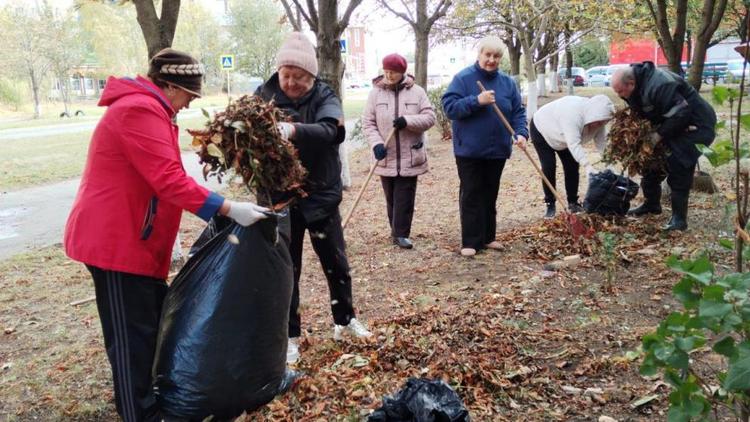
[{"xmin": 611, "ymin": 62, "xmax": 716, "ymax": 231}]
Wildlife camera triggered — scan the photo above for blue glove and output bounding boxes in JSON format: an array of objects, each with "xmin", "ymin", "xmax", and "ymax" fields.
[{"xmin": 373, "ymin": 144, "xmax": 387, "ymax": 160}]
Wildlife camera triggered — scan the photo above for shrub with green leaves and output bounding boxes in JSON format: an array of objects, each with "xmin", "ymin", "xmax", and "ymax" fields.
[
  {"xmin": 0, "ymin": 78, "xmax": 24, "ymax": 110},
  {"xmin": 427, "ymin": 85, "xmax": 451, "ymax": 141},
  {"xmin": 640, "ymin": 253, "xmax": 750, "ymax": 421}
]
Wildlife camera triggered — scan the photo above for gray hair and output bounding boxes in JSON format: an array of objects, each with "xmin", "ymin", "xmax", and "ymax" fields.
[
  {"xmin": 612, "ymin": 66, "xmax": 635, "ymax": 85},
  {"xmin": 476, "ymin": 36, "xmax": 505, "ymax": 57}
]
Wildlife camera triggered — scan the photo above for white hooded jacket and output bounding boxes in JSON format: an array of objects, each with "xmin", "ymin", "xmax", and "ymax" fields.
[{"xmin": 532, "ymin": 95, "xmax": 615, "ymax": 168}]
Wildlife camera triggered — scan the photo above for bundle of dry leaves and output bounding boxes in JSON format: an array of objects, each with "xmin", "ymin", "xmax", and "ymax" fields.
[
  {"xmin": 603, "ymin": 108, "xmax": 666, "ymax": 176},
  {"xmin": 189, "ymin": 95, "xmax": 307, "ymax": 206}
]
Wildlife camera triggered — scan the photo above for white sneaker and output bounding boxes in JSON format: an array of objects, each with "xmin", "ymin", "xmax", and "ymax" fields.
[
  {"xmin": 286, "ymin": 337, "xmax": 300, "ymax": 364},
  {"xmin": 333, "ymin": 318, "xmax": 372, "ymax": 341}
]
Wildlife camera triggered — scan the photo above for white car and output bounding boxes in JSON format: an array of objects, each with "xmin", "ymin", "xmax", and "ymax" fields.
[{"xmin": 727, "ymin": 59, "xmax": 750, "ymax": 80}]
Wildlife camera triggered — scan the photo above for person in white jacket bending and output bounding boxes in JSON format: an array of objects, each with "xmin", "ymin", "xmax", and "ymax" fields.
[{"xmin": 529, "ymin": 94, "xmax": 615, "ymax": 219}]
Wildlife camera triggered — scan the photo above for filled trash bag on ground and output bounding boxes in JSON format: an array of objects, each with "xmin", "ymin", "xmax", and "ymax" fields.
[
  {"xmin": 153, "ymin": 215, "xmax": 297, "ymax": 420},
  {"xmin": 583, "ymin": 170, "xmax": 639, "ymax": 216},
  {"xmin": 368, "ymin": 378, "xmax": 471, "ymax": 422}
]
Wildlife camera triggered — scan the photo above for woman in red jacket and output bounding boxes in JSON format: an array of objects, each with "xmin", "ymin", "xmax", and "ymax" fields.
[{"xmin": 64, "ymin": 49, "xmax": 267, "ymax": 422}]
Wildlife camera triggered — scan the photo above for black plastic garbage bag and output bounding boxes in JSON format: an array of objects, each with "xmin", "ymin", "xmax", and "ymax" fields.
[
  {"xmin": 153, "ymin": 215, "xmax": 297, "ymax": 420},
  {"xmin": 583, "ymin": 170, "xmax": 639, "ymax": 216},
  {"xmin": 368, "ymin": 378, "xmax": 471, "ymax": 422}
]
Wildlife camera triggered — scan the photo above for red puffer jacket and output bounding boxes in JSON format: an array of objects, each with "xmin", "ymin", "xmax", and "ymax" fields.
[{"xmin": 64, "ymin": 76, "xmax": 224, "ymax": 279}]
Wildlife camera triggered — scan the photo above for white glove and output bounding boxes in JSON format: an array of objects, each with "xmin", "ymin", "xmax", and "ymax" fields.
[
  {"xmin": 277, "ymin": 122, "xmax": 296, "ymax": 140},
  {"xmin": 585, "ymin": 165, "xmax": 596, "ymax": 176},
  {"xmin": 226, "ymin": 201, "xmax": 270, "ymax": 227},
  {"xmin": 649, "ymin": 131, "xmax": 662, "ymax": 146}
]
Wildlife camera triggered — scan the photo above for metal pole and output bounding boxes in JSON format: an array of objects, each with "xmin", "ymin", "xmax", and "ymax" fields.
[{"xmin": 226, "ymin": 71, "xmax": 231, "ymax": 102}]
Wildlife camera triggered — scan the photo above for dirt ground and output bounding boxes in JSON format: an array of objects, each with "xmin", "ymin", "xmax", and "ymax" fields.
[{"xmin": 0, "ymin": 119, "xmax": 735, "ymax": 421}]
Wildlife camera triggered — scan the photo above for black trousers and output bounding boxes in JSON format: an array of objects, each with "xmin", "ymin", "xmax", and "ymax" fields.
[
  {"xmin": 380, "ymin": 175, "xmax": 418, "ymax": 238},
  {"xmin": 530, "ymin": 119, "xmax": 580, "ymax": 205},
  {"xmin": 640, "ymin": 152, "xmax": 696, "ymax": 203},
  {"xmin": 455, "ymin": 156, "xmax": 506, "ymax": 250},
  {"xmin": 286, "ymin": 207, "xmax": 355, "ymax": 338},
  {"xmin": 87, "ymin": 265, "xmax": 167, "ymax": 422}
]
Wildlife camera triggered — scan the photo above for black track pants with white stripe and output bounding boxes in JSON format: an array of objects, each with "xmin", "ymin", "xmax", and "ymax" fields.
[{"xmin": 87, "ymin": 265, "xmax": 167, "ymax": 422}]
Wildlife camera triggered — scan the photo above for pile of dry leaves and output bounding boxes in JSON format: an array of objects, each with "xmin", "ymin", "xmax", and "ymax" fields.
[
  {"xmin": 188, "ymin": 95, "xmax": 307, "ymax": 206},
  {"xmin": 257, "ymin": 294, "xmax": 640, "ymax": 421},
  {"xmin": 603, "ymin": 108, "xmax": 666, "ymax": 175}
]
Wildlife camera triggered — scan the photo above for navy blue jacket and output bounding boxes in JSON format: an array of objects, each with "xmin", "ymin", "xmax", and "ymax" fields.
[{"xmin": 442, "ymin": 63, "xmax": 528, "ymax": 159}]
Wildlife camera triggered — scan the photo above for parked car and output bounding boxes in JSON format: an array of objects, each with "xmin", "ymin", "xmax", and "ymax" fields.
[
  {"xmin": 585, "ymin": 66, "xmax": 608, "ymax": 80},
  {"xmin": 604, "ymin": 64, "xmax": 629, "ymax": 86},
  {"xmin": 557, "ymin": 67, "xmax": 586, "ymax": 86},
  {"xmin": 727, "ymin": 59, "xmax": 750, "ymax": 80},
  {"xmin": 587, "ymin": 74, "xmax": 608, "ymax": 87}
]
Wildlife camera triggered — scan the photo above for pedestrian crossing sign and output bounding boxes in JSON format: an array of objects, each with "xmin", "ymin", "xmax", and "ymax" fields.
[{"xmin": 220, "ymin": 55, "xmax": 234, "ymax": 70}]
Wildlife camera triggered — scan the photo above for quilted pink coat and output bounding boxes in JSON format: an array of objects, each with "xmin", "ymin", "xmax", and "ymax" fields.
[{"xmin": 362, "ymin": 75, "xmax": 436, "ymax": 177}]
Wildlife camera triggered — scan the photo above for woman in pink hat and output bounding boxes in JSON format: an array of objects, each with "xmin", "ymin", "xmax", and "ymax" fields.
[{"xmin": 362, "ymin": 53, "xmax": 436, "ymax": 249}]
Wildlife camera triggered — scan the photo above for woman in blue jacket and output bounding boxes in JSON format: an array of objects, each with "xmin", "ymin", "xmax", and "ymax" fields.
[{"xmin": 441, "ymin": 36, "xmax": 528, "ymax": 257}]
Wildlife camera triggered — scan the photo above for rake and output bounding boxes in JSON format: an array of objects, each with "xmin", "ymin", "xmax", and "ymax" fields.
[{"xmin": 476, "ymin": 81, "xmax": 592, "ymax": 239}]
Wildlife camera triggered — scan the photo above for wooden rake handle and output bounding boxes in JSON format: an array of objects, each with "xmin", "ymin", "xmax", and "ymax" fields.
[
  {"xmin": 476, "ymin": 81, "xmax": 569, "ymax": 211},
  {"xmin": 342, "ymin": 127, "xmax": 397, "ymax": 229}
]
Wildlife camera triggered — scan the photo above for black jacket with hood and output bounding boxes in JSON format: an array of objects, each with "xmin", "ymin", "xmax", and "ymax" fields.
[
  {"xmin": 625, "ymin": 61, "xmax": 716, "ymax": 168},
  {"xmin": 255, "ymin": 73, "xmax": 346, "ymax": 223}
]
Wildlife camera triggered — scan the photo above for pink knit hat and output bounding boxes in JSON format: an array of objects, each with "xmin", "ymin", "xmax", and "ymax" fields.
[{"xmin": 276, "ymin": 32, "xmax": 318, "ymax": 77}]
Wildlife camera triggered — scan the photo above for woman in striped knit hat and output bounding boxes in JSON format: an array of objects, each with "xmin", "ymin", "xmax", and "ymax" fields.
[{"xmin": 64, "ymin": 48, "xmax": 268, "ymax": 421}]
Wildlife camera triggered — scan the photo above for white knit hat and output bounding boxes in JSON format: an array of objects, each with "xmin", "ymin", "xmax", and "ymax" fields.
[{"xmin": 276, "ymin": 32, "xmax": 318, "ymax": 77}]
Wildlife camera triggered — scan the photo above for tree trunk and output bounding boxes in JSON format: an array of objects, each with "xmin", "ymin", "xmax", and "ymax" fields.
[
  {"xmin": 687, "ymin": 0, "xmax": 729, "ymax": 91},
  {"xmin": 505, "ymin": 37, "xmax": 521, "ymax": 77},
  {"xmin": 414, "ymin": 29, "xmax": 429, "ymax": 88},
  {"xmin": 30, "ymin": 69, "xmax": 42, "ymax": 119},
  {"xmin": 316, "ymin": 33, "xmax": 344, "ymax": 98},
  {"xmin": 536, "ymin": 59, "xmax": 547, "ymax": 96},
  {"xmin": 549, "ymin": 53, "xmax": 559, "ymax": 92},
  {"xmin": 524, "ymin": 54, "xmax": 538, "ymax": 116},
  {"xmin": 645, "ymin": 0, "xmax": 687, "ymax": 74},
  {"xmin": 133, "ymin": 0, "xmax": 181, "ymax": 59}
]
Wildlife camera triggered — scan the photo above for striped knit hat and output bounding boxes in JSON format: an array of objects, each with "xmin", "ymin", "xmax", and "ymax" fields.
[{"xmin": 148, "ymin": 48, "xmax": 204, "ymax": 97}]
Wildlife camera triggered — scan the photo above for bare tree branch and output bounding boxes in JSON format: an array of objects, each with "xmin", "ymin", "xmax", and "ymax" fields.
[
  {"xmin": 279, "ymin": 0, "xmax": 302, "ymax": 30},
  {"xmin": 340, "ymin": 0, "xmax": 365, "ymax": 33},
  {"xmin": 305, "ymin": 0, "xmax": 319, "ymax": 31},
  {"xmin": 427, "ymin": 0, "xmax": 452, "ymax": 27},
  {"xmin": 379, "ymin": 0, "xmax": 416, "ymax": 25}
]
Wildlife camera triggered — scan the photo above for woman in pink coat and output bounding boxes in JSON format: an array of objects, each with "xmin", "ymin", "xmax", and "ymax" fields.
[{"xmin": 362, "ymin": 54, "xmax": 436, "ymax": 249}]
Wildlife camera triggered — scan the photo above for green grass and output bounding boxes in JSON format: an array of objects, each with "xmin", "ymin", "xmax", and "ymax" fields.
[
  {"xmin": 343, "ymin": 98, "xmax": 366, "ymax": 120},
  {"xmin": 1, "ymin": 131, "xmax": 93, "ymax": 191},
  {"xmin": 0, "ymin": 95, "xmax": 414, "ymax": 192},
  {"xmin": 0, "ymin": 115, "xmax": 209, "ymax": 192},
  {"xmin": 0, "ymin": 95, "xmax": 228, "ymax": 131}
]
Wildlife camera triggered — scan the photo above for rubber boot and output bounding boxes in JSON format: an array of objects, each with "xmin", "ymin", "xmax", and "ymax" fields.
[
  {"xmin": 628, "ymin": 181, "xmax": 662, "ymax": 216},
  {"xmin": 663, "ymin": 191, "xmax": 688, "ymax": 231}
]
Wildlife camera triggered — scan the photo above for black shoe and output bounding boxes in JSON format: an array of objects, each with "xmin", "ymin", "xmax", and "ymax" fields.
[
  {"xmin": 662, "ymin": 191, "xmax": 688, "ymax": 231},
  {"xmin": 544, "ymin": 203, "xmax": 555, "ymax": 219},
  {"xmin": 393, "ymin": 237, "xmax": 414, "ymax": 249},
  {"xmin": 568, "ymin": 202, "xmax": 584, "ymax": 213},
  {"xmin": 627, "ymin": 202, "xmax": 662, "ymax": 216}
]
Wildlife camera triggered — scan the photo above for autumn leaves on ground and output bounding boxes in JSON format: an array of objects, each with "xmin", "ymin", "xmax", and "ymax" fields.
[{"xmin": 0, "ymin": 138, "xmax": 732, "ymax": 421}]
